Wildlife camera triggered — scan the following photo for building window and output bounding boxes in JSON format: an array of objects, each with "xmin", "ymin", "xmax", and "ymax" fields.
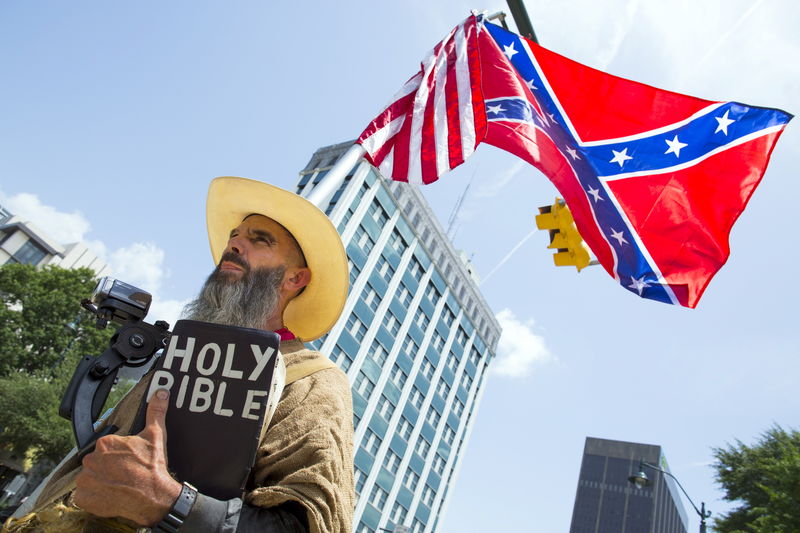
[
  {"xmin": 402, "ymin": 337, "xmax": 418, "ymax": 359},
  {"xmin": 452, "ymin": 399, "xmax": 465, "ymax": 418},
  {"xmin": 347, "ymin": 315, "xmax": 367, "ymax": 342},
  {"xmin": 368, "ymin": 202, "xmax": 389, "ymax": 226},
  {"xmin": 461, "ymin": 373, "xmax": 473, "ymax": 391},
  {"xmin": 432, "ymin": 333, "xmax": 445, "ymax": 353},
  {"xmin": 426, "ymin": 407, "xmax": 440, "ymax": 427},
  {"xmin": 422, "ymin": 484, "xmax": 435, "ymax": 506},
  {"xmin": 355, "ymin": 371, "xmax": 375, "ymax": 397},
  {"xmin": 415, "ymin": 436, "xmax": 430, "ymax": 457},
  {"xmin": 437, "ymin": 380, "xmax": 451, "ymax": 399},
  {"xmin": 455, "ymin": 327, "xmax": 468, "ymax": 347},
  {"xmin": 411, "ymin": 517, "xmax": 424, "ymax": 533},
  {"xmin": 384, "ymin": 450, "xmax": 401, "ymax": 474},
  {"xmin": 426, "ymin": 284, "xmax": 440, "ymax": 304},
  {"xmin": 414, "ymin": 308, "xmax": 428, "ymax": 329},
  {"xmin": 354, "ymin": 467, "xmax": 367, "ymax": 495},
  {"xmin": 403, "ymin": 469, "xmax": 419, "ymax": 491},
  {"xmin": 391, "ymin": 501, "xmax": 408, "ymax": 524},
  {"xmin": 398, "ymin": 416, "xmax": 413, "ymax": 440},
  {"xmin": 370, "ymin": 339, "xmax": 388, "ymax": 367},
  {"xmin": 370, "ymin": 485, "xmax": 389, "ymax": 509},
  {"xmin": 409, "ymin": 258, "xmax": 424, "ymax": 281},
  {"xmin": 433, "ymin": 454, "xmax": 446, "ymax": 475},
  {"xmin": 331, "ymin": 343, "xmax": 353, "ymax": 371},
  {"xmin": 446, "ymin": 351, "xmax": 458, "ymax": 372},
  {"xmin": 349, "ymin": 260, "xmax": 361, "ymax": 285},
  {"xmin": 409, "ymin": 386, "xmax": 423, "ymax": 409},
  {"xmin": 389, "ymin": 230, "xmax": 407, "ymax": 254},
  {"xmin": 364, "ymin": 428, "xmax": 382, "ymax": 456},
  {"xmin": 377, "ymin": 254, "xmax": 395, "ymax": 282},
  {"xmin": 442, "ymin": 308, "xmax": 455, "ymax": 327},
  {"xmin": 390, "ymin": 364, "xmax": 407, "ymax": 389},
  {"xmin": 469, "ymin": 347, "xmax": 481, "ymax": 366},
  {"xmin": 376, "ymin": 394, "xmax": 395, "ymax": 420},
  {"xmin": 383, "ymin": 313, "xmax": 400, "ymax": 336},
  {"xmin": 397, "ymin": 286, "xmax": 412, "ymax": 308},
  {"xmin": 362, "ymin": 286, "xmax": 380, "ymax": 311},
  {"xmin": 355, "ymin": 226, "xmax": 375, "ymax": 254},
  {"xmin": 420, "ymin": 357, "xmax": 434, "ymax": 380},
  {"xmin": 356, "ymin": 522, "xmax": 374, "ymax": 533},
  {"xmin": 443, "ymin": 426, "xmax": 456, "ymax": 445},
  {"xmin": 10, "ymin": 240, "xmax": 47, "ymax": 266}
]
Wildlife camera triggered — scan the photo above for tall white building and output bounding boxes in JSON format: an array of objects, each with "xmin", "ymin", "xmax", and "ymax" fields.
[{"xmin": 298, "ymin": 141, "xmax": 501, "ymax": 533}]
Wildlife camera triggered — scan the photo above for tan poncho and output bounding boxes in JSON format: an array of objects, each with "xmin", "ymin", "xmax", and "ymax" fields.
[{"xmin": 5, "ymin": 339, "xmax": 355, "ymax": 533}]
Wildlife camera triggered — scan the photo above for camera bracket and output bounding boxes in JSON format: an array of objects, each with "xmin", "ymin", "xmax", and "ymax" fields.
[{"xmin": 60, "ymin": 301, "xmax": 170, "ymax": 458}]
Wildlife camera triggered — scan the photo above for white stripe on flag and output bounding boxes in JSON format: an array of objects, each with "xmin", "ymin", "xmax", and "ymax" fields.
[
  {"xmin": 379, "ymin": 150, "xmax": 394, "ymax": 180},
  {"xmin": 361, "ymin": 115, "xmax": 407, "ymax": 158},
  {"xmin": 453, "ymin": 23, "xmax": 475, "ymax": 160},
  {"xmin": 432, "ymin": 32, "xmax": 453, "ymax": 178},
  {"xmin": 407, "ymin": 39, "xmax": 444, "ymax": 185}
]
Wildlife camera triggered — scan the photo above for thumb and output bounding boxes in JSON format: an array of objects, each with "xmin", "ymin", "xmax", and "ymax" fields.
[{"xmin": 144, "ymin": 388, "xmax": 170, "ymax": 450}]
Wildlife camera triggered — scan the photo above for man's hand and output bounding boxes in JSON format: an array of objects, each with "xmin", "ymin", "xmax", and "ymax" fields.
[{"xmin": 74, "ymin": 389, "xmax": 182, "ymax": 527}]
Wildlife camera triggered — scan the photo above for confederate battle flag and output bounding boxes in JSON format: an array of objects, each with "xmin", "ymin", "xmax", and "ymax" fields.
[{"xmin": 356, "ymin": 14, "xmax": 792, "ymax": 308}]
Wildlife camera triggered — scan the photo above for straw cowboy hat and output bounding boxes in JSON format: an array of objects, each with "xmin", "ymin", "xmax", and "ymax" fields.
[{"xmin": 206, "ymin": 176, "xmax": 348, "ymax": 341}]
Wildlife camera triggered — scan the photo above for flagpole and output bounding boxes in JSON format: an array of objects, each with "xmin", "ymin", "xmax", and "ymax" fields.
[{"xmin": 307, "ymin": 144, "xmax": 367, "ymax": 208}]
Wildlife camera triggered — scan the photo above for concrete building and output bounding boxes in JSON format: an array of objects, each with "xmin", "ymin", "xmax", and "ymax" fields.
[
  {"xmin": 569, "ymin": 437, "xmax": 689, "ymax": 533},
  {"xmin": 0, "ymin": 209, "xmax": 109, "ymax": 276},
  {"xmin": 298, "ymin": 141, "xmax": 501, "ymax": 533}
]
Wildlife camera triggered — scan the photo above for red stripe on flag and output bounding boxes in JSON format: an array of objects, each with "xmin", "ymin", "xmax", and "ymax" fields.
[
  {"xmin": 443, "ymin": 32, "xmax": 464, "ymax": 169},
  {"xmin": 420, "ymin": 61, "xmax": 439, "ymax": 184}
]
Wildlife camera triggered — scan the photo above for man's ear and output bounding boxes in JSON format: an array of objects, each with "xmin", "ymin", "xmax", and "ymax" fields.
[{"xmin": 284, "ymin": 267, "xmax": 311, "ymax": 295}]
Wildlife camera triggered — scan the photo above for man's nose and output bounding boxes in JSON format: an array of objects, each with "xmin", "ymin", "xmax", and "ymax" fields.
[{"xmin": 226, "ymin": 234, "xmax": 246, "ymax": 256}]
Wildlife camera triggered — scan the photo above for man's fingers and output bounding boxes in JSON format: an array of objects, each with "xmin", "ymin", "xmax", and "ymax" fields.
[{"xmin": 144, "ymin": 388, "xmax": 170, "ymax": 449}]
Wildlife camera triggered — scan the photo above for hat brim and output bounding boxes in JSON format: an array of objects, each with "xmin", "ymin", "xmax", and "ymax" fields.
[{"xmin": 206, "ymin": 176, "xmax": 348, "ymax": 341}]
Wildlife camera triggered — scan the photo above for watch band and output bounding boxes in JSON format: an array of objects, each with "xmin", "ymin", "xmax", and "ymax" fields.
[{"xmin": 153, "ymin": 482, "xmax": 197, "ymax": 533}]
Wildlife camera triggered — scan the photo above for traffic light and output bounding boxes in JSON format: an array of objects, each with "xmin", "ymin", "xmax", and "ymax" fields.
[{"xmin": 535, "ymin": 198, "xmax": 592, "ymax": 271}]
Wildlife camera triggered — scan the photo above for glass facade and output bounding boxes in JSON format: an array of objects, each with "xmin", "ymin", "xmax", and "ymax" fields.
[
  {"xmin": 569, "ymin": 437, "xmax": 689, "ymax": 533},
  {"xmin": 297, "ymin": 141, "xmax": 501, "ymax": 533}
]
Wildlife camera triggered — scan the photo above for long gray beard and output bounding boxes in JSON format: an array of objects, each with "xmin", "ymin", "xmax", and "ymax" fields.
[{"xmin": 183, "ymin": 265, "xmax": 285, "ymax": 330}]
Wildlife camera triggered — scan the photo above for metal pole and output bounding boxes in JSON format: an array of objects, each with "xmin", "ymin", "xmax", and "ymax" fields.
[
  {"xmin": 505, "ymin": 0, "xmax": 539, "ymax": 43},
  {"xmin": 306, "ymin": 144, "xmax": 367, "ymax": 208}
]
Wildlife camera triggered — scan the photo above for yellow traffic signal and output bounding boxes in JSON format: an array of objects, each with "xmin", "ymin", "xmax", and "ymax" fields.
[{"xmin": 535, "ymin": 198, "xmax": 592, "ymax": 271}]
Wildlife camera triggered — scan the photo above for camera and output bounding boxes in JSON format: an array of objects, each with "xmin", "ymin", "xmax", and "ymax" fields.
[{"xmin": 90, "ymin": 277, "xmax": 152, "ymax": 327}]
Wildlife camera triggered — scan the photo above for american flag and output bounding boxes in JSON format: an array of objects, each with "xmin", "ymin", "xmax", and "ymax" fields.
[{"xmin": 357, "ymin": 14, "xmax": 792, "ymax": 308}]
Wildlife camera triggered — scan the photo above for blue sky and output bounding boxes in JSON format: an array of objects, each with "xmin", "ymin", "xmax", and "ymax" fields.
[{"xmin": 2, "ymin": 1, "xmax": 798, "ymax": 531}]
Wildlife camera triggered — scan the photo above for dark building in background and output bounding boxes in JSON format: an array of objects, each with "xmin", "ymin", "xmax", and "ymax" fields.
[{"xmin": 569, "ymin": 437, "xmax": 688, "ymax": 533}]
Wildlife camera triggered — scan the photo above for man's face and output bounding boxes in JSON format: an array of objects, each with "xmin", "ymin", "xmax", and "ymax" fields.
[{"xmin": 219, "ymin": 214, "xmax": 305, "ymax": 280}]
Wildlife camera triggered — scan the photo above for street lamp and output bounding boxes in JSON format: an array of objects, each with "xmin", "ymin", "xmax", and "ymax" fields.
[{"xmin": 628, "ymin": 461, "xmax": 712, "ymax": 533}]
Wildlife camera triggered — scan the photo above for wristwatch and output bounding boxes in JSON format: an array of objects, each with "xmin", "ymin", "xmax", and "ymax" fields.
[{"xmin": 152, "ymin": 481, "xmax": 198, "ymax": 533}]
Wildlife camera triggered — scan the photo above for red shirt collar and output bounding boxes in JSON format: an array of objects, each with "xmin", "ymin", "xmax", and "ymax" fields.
[{"xmin": 275, "ymin": 327, "xmax": 296, "ymax": 341}]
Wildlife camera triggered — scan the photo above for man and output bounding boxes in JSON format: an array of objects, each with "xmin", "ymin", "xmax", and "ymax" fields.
[{"xmin": 6, "ymin": 177, "xmax": 354, "ymax": 532}]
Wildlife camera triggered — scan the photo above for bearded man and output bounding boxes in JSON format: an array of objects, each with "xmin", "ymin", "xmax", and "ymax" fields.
[{"xmin": 6, "ymin": 177, "xmax": 354, "ymax": 533}]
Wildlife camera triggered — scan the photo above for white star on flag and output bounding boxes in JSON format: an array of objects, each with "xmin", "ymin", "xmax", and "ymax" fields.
[
  {"xmin": 628, "ymin": 276, "xmax": 651, "ymax": 295},
  {"xmin": 715, "ymin": 110, "xmax": 735, "ymax": 135},
  {"xmin": 610, "ymin": 148, "xmax": 633, "ymax": 167},
  {"xmin": 610, "ymin": 228, "xmax": 628, "ymax": 245},
  {"xmin": 526, "ymin": 78, "xmax": 537, "ymax": 90},
  {"xmin": 664, "ymin": 135, "xmax": 688, "ymax": 157},
  {"xmin": 503, "ymin": 42, "xmax": 518, "ymax": 60},
  {"xmin": 565, "ymin": 146, "xmax": 580, "ymax": 160},
  {"xmin": 547, "ymin": 112, "xmax": 556, "ymax": 123},
  {"xmin": 587, "ymin": 186, "xmax": 603, "ymax": 202},
  {"xmin": 487, "ymin": 103, "xmax": 505, "ymax": 115}
]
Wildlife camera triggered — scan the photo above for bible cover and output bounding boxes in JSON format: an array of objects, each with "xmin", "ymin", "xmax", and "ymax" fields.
[{"xmin": 141, "ymin": 319, "xmax": 282, "ymax": 499}]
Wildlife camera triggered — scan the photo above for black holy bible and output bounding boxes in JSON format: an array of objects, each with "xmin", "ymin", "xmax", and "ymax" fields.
[{"xmin": 139, "ymin": 319, "xmax": 282, "ymax": 499}]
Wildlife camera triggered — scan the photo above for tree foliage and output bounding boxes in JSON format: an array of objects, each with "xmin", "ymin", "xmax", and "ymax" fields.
[
  {"xmin": 0, "ymin": 263, "xmax": 130, "ymax": 462},
  {"xmin": 712, "ymin": 425, "xmax": 800, "ymax": 533}
]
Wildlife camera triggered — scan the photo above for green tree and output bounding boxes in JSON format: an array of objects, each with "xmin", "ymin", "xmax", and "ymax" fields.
[
  {"xmin": 712, "ymin": 425, "xmax": 800, "ymax": 533},
  {"xmin": 0, "ymin": 263, "xmax": 130, "ymax": 462}
]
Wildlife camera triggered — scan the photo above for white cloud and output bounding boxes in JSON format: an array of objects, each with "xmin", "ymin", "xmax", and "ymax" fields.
[
  {"xmin": 491, "ymin": 308, "xmax": 554, "ymax": 378},
  {"xmin": 0, "ymin": 190, "xmax": 91, "ymax": 244},
  {"xmin": 108, "ymin": 242, "xmax": 167, "ymax": 294},
  {"xmin": 148, "ymin": 297, "xmax": 191, "ymax": 330}
]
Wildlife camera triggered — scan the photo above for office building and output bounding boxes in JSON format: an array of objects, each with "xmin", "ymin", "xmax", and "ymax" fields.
[
  {"xmin": 569, "ymin": 437, "xmax": 689, "ymax": 533},
  {"xmin": 0, "ymin": 206, "xmax": 109, "ymax": 276},
  {"xmin": 297, "ymin": 141, "xmax": 502, "ymax": 533}
]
